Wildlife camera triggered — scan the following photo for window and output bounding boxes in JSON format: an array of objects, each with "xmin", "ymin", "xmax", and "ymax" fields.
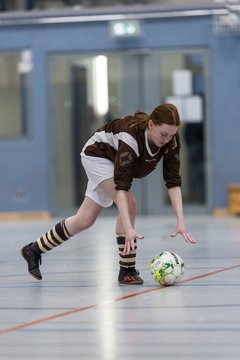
[{"xmin": 0, "ymin": 50, "xmax": 32, "ymax": 138}]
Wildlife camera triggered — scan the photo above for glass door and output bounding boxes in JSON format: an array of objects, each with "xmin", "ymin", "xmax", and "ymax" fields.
[{"xmin": 48, "ymin": 48, "xmax": 210, "ymax": 216}]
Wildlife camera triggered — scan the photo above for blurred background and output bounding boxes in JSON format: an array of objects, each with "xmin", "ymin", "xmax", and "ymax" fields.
[
  {"xmin": 0, "ymin": 0, "xmax": 239, "ymax": 218},
  {"xmin": 0, "ymin": 1, "xmax": 234, "ymax": 11}
]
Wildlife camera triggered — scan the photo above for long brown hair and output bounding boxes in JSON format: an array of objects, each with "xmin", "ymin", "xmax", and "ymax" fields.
[{"xmin": 130, "ymin": 103, "xmax": 181, "ymax": 129}]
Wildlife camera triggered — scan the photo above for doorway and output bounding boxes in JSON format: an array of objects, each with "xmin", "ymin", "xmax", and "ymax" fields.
[{"xmin": 48, "ymin": 49, "xmax": 210, "ymax": 216}]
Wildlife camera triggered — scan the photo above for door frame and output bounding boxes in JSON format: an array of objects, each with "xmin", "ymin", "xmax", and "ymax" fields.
[{"xmin": 47, "ymin": 47, "xmax": 212, "ymax": 216}]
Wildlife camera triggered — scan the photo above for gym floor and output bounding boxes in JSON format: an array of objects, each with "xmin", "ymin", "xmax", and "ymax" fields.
[{"xmin": 0, "ymin": 214, "xmax": 240, "ymax": 359}]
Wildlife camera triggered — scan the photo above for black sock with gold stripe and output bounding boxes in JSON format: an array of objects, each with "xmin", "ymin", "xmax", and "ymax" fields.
[
  {"xmin": 30, "ymin": 219, "xmax": 72, "ymax": 254},
  {"xmin": 116, "ymin": 234, "xmax": 137, "ymax": 269}
]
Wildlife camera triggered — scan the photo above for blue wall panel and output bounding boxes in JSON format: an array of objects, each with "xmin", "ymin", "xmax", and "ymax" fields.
[
  {"xmin": 0, "ymin": 13, "xmax": 239, "ymax": 212},
  {"xmin": 211, "ymin": 37, "xmax": 240, "ymax": 207}
]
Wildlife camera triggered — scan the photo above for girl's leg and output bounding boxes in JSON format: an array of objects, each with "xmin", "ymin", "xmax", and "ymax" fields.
[
  {"xmin": 65, "ymin": 197, "xmax": 102, "ymax": 235},
  {"xmin": 21, "ymin": 197, "xmax": 102, "ymax": 280},
  {"xmin": 32, "ymin": 197, "xmax": 102, "ymax": 253},
  {"xmin": 98, "ymin": 178, "xmax": 137, "ymax": 230},
  {"xmin": 99, "ymin": 179, "xmax": 143, "ymax": 284}
]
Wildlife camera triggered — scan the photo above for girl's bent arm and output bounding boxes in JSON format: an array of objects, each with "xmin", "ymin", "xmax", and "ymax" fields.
[{"xmin": 116, "ymin": 190, "xmax": 144, "ymax": 254}]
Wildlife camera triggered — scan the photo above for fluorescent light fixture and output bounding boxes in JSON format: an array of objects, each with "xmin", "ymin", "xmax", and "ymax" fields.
[
  {"xmin": 17, "ymin": 49, "xmax": 33, "ymax": 74},
  {"xmin": 93, "ymin": 55, "xmax": 109, "ymax": 116}
]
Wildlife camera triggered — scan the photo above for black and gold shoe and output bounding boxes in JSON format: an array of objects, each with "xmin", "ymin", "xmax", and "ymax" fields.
[
  {"xmin": 21, "ymin": 243, "xmax": 42, "ymax": 280},
  {"xmin": 118, "ymin": 267, "xmax": 143, "ymax": 285}
]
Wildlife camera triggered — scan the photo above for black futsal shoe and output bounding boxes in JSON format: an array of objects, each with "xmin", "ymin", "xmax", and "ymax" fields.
[
  {"xmin": 21, "ymin": 243, "xmax": 42, "ymax": 280},
  {"xmin": 118, "ymin": 267, "xmax": 144, "ymax": 285}
]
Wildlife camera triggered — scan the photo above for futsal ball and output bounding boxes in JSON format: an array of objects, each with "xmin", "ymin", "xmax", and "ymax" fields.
[{"xmin": 150, "ymin": 251, "xmax": 184, "ymax": 285}]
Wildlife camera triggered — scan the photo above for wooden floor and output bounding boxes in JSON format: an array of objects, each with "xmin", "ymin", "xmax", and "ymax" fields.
[{"xmin": 0, "ymin": 215, "xmax": 240, "ymax": 359}]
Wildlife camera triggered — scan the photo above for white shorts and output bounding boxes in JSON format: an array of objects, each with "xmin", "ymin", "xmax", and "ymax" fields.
[{"xmin": 81, "ymin": 154, "xmax": 114, "ymax": 208}]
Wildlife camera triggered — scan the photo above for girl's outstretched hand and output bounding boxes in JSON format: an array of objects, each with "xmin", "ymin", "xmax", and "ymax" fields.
[
  {"xmin": 124, "ymin": 229, "xmax": 144, "ymax": 255},
  {"xmin": 170, "ymin": 224, "xmax": 197, "ymax": 244}
]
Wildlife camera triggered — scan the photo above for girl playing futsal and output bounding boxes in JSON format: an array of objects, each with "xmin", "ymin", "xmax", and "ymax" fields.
[{"xmin": 21, "ymin": 103, "xmax": 196, "ymax": 285}]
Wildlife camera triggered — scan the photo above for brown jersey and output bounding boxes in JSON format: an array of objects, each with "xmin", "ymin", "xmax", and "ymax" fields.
[{"xmin": 82, "ymin": 116, "xmax": 182, "ymax": 191}]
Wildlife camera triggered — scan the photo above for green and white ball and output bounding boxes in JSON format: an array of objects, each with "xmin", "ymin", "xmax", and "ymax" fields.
[{"xmin": 150, "ymin": 251, "xmax": 184, "ymax": 285}]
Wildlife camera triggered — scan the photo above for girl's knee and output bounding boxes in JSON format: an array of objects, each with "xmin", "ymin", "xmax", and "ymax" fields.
[
  {"xmin": 67, "ymin": 213, "xmax": 96, "ymax": 233},
  {"xmin": 82, "ymin": 215, "xmax": 96, "ymax": 229},
  {"xmin": 75, "ymin": 214, "xmax": 96, "ymax": 231}
]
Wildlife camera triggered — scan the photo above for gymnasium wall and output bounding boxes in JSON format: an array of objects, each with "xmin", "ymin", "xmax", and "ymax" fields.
[{"xmin": 0, "ymin": 9, "xmax": 239, "ymax": 215}]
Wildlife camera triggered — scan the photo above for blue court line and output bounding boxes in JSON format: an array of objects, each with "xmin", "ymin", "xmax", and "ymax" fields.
[
  {"xmin": 1, "ymin": 303, "xmax": 240, "ymax": 310},
  {"xmin": 0, "ymin": 285, "xmax": 97, "ymax": 288},
  {"xmin": 0, "ymin": 263, "xmax": 238, "ymax": 279},
  {"xmin": 19, "ymin": 327, "xmax": 240, "ymax": 333},
  {"xmin": 0, "ymin": 282, "xmax": 240, "ymax": 289},
  {"xmin": 110, "ymin": 303, "xmax": 240, "ymax": 309}
]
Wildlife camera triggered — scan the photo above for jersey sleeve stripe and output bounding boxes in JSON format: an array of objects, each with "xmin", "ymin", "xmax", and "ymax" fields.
[{"xmin": 82, "ymin": 131, "xmax": 139, "ymax": 157}]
